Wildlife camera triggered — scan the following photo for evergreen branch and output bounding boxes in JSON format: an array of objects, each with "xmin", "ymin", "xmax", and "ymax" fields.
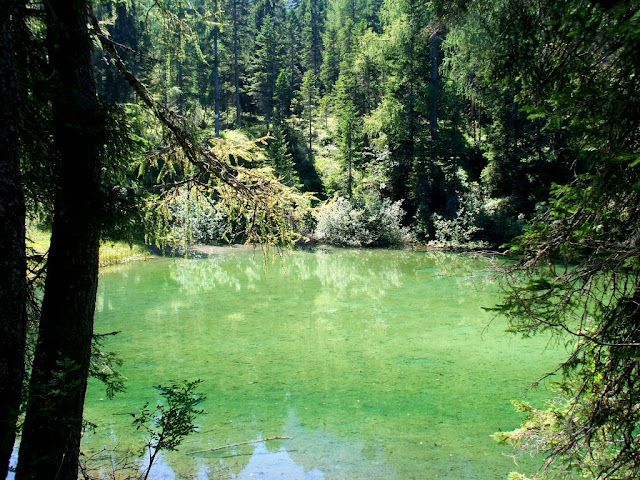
[
  {"xmin": 94, "ymin": 29, "xmax": 161, "ymax": 63},
  {"xmin": 90, "ymin": 8, "xmax": 275, "ymax": 195},
  {"xmin": 89, "ymin": 7, "xmax": 310, "ymax": 248}
]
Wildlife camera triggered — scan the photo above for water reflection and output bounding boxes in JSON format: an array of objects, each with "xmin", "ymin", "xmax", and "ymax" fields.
[
  {"xmin": 163, "ymin": 248, "xmax": 496, "ymax": 300},
  {"xmin": 162, "ymin": 248, "xmax": 495, "ymax": 338},
  {"xmin": 279, "ymin": 410, "xmax": 396, "ymax": 480},
  {"xmin": 140, "ymin": 451, "xmax": 176, "ymax": 480},
  {"xmin": 6, "ymin": 443, "xmax": 18, "ymax": 480},
  {"xmin": 232, "ymin": 443, "xmax": 324, "ymax": 480},
  {"xmin": 95, "ymin": 250, "xmax": 496, "ymax": 312},
  {"xmin": 84, "ymin": 406, "xmax": 397, "ymax": 480},
  {"xmin": 167, "ymin": 248, "xmax": 413, "ymax": 297},
  {"xmin": 193, "ymin": 409, "xmax": 395, "ymax": 480}
]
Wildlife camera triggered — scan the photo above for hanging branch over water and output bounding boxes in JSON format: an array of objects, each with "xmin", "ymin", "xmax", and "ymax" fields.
[{"xmin": 88, "ymin": 8, "xmax": 311, "ymax": 248}]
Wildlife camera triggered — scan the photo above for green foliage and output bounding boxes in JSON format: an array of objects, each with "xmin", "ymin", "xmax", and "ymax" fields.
[
  {"xmin": 487, "ymin": 0, "xmax": 640, "ymax": 475},
  {"xmin": 136, "ymin": 131, "xmax": 313, "ymax": 250},
  {"xmin": 299, "ymin": 0, "xmax": 325, "ymax": 76},
  {"xmin": 90, "ymin": 332, "xmax": 126, "ymax": 400},
  {"xmin": 442, "ymin": 1, "xmax": 574, "ymax": 221},
  {"xmin": 299, "ymin": 70, "xmax": 318, "ymax": 151},
  {"xmin": 92, "ymin": 0, "xmax": 565, "ymax": 251},
  {"xmin": 99, "ymin": 241, "xmax": 150, "ymax": 267},
  {"xmin": 333, "ymin": 60, "xmax": 365, "ymax": 197},
  {"xmin": 143, "ymin": 186, "xmax": 228, "ymax": 249},
  {"xmin": 90, "ymin": 0, "xmax": 583, "ymax": 252},
  {"xmin": 132, "ymin": 380, "xmax": 205, "ymax": 480},
  {"xmin": 248, "ymin": 14, "xmax": 281, "ymax": 126},
  {"xmin": 265, "ymin": 124, "xmax": 300, "ymax": 187},
  {"xmin": 313, "ymin": 195, "xmax": 411, "ymax": 247},
  {"xmin": 274, "ymin": 69, "xmax": 293, "ymax": 120},
  {"xmin": 476, "ymin": 197, "xmax": 526, "ymax": 248},
  {"xmin": 429, "ymin": 209, "xmax": 484, "ymax": 250},
  {"xmin": 100, "ymin": 104, "xmax": 151, "ymax": 243},
  {"xmin": 497, "ymin": 166, "xmax": 640, "ymax": 478}
]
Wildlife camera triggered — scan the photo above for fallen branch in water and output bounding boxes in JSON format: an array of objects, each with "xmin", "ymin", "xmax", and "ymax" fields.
[{"xmin": 191, "ymin": 436, "xmax": 292, "ymax": 454}]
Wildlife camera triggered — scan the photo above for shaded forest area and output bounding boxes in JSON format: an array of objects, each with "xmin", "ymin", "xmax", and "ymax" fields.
[{"xmin": 1, "ymin": 0, "xmax": 639, "ymax": 479}]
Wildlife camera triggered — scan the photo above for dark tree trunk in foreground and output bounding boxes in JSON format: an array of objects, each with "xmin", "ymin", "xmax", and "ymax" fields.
[
  {"xmin": 0, "ymin": 1, "xmax": 28, "ymax": 478},
  {"xmin": 16, "ymin": 0, "xmax": 103, "ymax": 479}
]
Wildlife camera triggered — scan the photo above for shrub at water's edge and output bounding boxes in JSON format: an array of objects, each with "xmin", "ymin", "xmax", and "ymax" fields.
[{"xmin": 312, "ymin": 195, "xmax": 412, "ymax": 248}]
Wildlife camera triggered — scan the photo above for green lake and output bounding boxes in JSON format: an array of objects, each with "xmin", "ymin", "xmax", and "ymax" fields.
[{"xmin": 82, "ymin": 247, "xmax": 565, "ymax": 480}]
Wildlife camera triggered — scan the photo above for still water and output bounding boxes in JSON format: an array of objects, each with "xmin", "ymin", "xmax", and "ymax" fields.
[{"xmin": 83, "ymin": 248, "xmax": 564, "ymax": 480}]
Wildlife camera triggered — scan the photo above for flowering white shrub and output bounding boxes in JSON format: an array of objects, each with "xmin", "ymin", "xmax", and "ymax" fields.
[
  {"xmin": 430, "ymin": 208, "xmax": 482, "ymax": 248},
  {"xmin": 314, "ymin": 196, "xmax": 411, "ymax": 247}
]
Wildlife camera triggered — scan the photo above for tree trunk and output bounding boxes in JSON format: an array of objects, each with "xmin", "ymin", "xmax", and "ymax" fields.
[
  {"xmin": 214, "ymin": 0, "xmax": 220, "ymax": 137},
  {"xmin": 177, "ymin": 57, "xmax": 184, "ymax": 114},
  {"xmin": 429, "ymin": 29, "xmax": 439, "ymax": 146},
  {"xmin": 233, "ymin": 0, "xmax": 242, "ymax": 128},
  {"xmin": 0, "ymin": 2, "xmax": 28, "ymax": 478},
  {"xmin": 347, "ymin": 141, "xmax": 353, "ymax": 199},
  {"xmin": 16, "ymin": 1, "xmax": 102, "ymax": 479},
  {"xmin": 307, "ymin": 92, "xmax": 313, "ymax": 163}
]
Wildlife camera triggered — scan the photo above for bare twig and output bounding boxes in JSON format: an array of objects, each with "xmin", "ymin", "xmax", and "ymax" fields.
[{"xmin": 191, "ymin": 436, "xmax": 292, "ymax": 454}]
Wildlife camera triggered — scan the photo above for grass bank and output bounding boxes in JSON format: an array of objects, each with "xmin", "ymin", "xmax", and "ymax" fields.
[{"xmin": 27, "ymin": 227, "xmax": 153, "ymax": 267}]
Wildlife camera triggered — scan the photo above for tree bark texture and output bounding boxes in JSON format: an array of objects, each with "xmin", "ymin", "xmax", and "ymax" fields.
[
  {"xmin": 16, "ymin": 0, "xmax": 103, "ymax": 479},
  {"xmin": 0, "ymin": 2, "xmax": 28, "ymax": 478}
]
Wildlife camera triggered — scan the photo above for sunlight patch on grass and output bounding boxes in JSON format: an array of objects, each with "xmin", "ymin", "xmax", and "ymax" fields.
[
  {"xmin": 26, "ymin": 226, "xmax": 152, "ymax": 267},
  {"xmin": 221, "ymin": 129, "xmax": 252, "ymax": 143},
  {"xmin": 26, "ymin": 227, "xmax": 51, "ymax": 255},
  {"xmin": 99, "ymin": 242, "xmax": 150, "ymax": 267}
]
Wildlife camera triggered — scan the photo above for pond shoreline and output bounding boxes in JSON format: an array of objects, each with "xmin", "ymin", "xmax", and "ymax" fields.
[{"xmin": 184, "ymin": 241, "xmax": 508, "ymax": 256}]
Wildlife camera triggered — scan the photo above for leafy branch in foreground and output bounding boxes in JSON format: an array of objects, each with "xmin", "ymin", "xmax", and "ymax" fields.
[
  {"xmin": 131, "ymin": 380, "xmax": 205, "ymax": 480},
  {"xmin": 90, "ymin": 332, "xmax": 126, "ymax": 400}
]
